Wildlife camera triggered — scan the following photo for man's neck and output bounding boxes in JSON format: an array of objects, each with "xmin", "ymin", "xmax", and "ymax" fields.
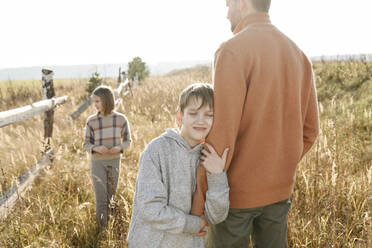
[{"xmin": 241, "ymin": 8, "xmax": 260, "ymax": 20}]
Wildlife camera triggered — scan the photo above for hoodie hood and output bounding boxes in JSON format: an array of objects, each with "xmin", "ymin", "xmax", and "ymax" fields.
[{"xmin": 162, "ymin": 128, "xmax": 203, "ymax": 154}]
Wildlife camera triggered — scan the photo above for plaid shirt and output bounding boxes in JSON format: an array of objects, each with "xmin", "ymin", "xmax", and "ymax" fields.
[{"xmin": 83, "ymin": 111, "xmax": 131, "ymax": 161}]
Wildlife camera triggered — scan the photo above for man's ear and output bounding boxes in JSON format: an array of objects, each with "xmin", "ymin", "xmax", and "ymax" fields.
[{"xmin": 176, "ymin": 112, "xmax": 183, "ymax": 125}]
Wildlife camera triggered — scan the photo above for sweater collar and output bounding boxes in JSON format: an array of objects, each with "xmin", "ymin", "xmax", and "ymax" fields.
[
  {"xmin": 97, "ymin": 111, "xmax": 115, "ymax": 118},
  {"xmin": 233, "ymin": 12, "xmax": 271, "ymax": 35}
]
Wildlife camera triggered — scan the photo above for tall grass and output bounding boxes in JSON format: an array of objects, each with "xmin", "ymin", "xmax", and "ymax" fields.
[{"xmin": 0, "ymin": 63, "xmax": 370, "ymax": 247}]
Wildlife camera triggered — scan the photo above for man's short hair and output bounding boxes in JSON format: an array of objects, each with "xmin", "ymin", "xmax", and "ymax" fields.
[
  {"xmin": 251, "ymin": 0, "xmax": 271, "ymax": 12},
  {"xmin": 92, "ymin": 85, "xmax": 115, "ymax": 115},
  {"xmin": 179, "ymin": 83, "xmax": 214, "ymax": 113}
]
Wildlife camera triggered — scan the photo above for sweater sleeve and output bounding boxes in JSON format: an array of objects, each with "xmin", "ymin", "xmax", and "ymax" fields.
[
  {"xmin": 120, "ymin": 116, "xmax": 132, "ymax": 153},
  {"xmin": 136, "ymin": 149, "xmax": 202, "ymax": 235},
  {"xmin": 208, "ymin": 46, "xmax": 247, "ymax": 170},
  {"xmin": 83, "ymin": 120, "xmax": 95, "ymax": 153},
  {"xmin": 192, "ymin": 46, "xmax": 246, "ymax": 216},
  {"xmin": 204, "ymin": 171, "xmax": 229, "ymax": 225},
  {"xmin": 301, "ymin": 70, "xmax": 320, "ymax": 158}
]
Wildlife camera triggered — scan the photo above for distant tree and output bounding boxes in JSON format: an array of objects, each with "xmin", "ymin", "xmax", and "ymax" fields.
[
  {"xmin": 127, "ymin": 57, "xmax": 150, "ymax": 82},
  {"xmin": 86, "ymin": 72, "xmax": 103, "ymax": 95}
]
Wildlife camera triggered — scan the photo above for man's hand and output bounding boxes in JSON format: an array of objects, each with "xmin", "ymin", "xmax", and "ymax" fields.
[
  {"xmin": 92, "ymin": 145, "xmax": 109, "ymax": 154},
  {"xmin": 200, "ymin": 143, "xmax": 229, "ymax": 174},
  {"xmin": 196, "ymin": 215, "xmax": 208, "ymax": 237},
  {"xmin": 107, "ymin": 146, "xmax": 122, "ymax": 154}
]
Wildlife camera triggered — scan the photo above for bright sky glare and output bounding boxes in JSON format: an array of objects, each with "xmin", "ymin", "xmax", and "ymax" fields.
[{"xmin": 0, "ymin": 0, "xmax": 371, "ymax": 69}]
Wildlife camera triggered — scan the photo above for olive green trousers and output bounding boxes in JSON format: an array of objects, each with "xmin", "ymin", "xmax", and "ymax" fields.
[{"xmin": 206, "ymin": 199, "xmax": 291, "ymax": 248}]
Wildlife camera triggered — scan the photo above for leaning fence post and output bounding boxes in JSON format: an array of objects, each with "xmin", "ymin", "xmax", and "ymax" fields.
[{"xmin": 42, "ymin": 69, "xmax": 55, "ymax": 150}]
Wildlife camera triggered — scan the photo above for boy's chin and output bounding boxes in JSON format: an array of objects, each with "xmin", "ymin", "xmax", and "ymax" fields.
[{"xmin": 192, "ymin": 135, "xmax": 207, "ymax": 142}]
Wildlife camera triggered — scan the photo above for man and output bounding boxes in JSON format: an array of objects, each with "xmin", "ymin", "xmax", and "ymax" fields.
[{"xmin": 192, "ymin": 0, "xmax": 320, "ymax": 247}]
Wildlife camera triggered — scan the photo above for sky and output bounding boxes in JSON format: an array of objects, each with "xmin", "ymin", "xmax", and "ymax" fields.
[{"xmin": 0, "ymin": 0, "xmax": 371, "ymax": 69}]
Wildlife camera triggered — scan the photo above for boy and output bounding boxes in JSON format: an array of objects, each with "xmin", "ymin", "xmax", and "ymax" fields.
[{"xmin": 127, "ymin": 83, "xmax": 229, "ymax": 248}]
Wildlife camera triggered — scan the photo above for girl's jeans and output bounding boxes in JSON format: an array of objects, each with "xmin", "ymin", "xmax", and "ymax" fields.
[{"xmin": 91, "ymin": 158, "xmax": 120, "ymax": 227}]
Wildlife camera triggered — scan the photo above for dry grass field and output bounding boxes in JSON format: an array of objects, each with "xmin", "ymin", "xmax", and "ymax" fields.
[{"xmin": 0, "ymin": 63, "xmax": 371, "ymax": 247}]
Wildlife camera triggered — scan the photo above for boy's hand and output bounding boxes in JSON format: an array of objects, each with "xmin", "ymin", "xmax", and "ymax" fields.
[
  {"xmin": 196, "ymin": 215, "xmax": 208, "ymax": 237},
  {"xmin": 108, "ymin": 146, "xmax": 122, "ymax": 154},
  {"xmin": 93, "ymin": 145, "xmax": 109, "ymax": 154},
  {"xmin": 200, "ymin": 143, "xmax": 229, "ymax": 174}
]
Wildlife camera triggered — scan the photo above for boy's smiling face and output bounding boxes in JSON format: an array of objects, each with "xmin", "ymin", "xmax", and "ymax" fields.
[{"xmin": 178, "ymin": 97, "xmax": 214, "ymax": 147}]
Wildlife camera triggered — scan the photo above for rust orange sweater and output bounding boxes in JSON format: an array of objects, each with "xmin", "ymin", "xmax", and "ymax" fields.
[{"xmin": 192, "ymin": 12, "xmax": 319, "ymax": 212}]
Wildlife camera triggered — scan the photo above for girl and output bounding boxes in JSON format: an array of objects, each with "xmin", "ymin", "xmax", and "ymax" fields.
[{"xmin": 83, "ymin": 85, "xmax": 131, "ymax": 227}]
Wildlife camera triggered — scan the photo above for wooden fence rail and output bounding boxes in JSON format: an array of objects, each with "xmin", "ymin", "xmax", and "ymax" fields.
[
  {"xmin": 0, "ymin": 149, "xmax": 54, "ymax": 220},
  {"xmin": 0, "ymin": 69, "xmax": 67, "ymax": 220},
  {"xmin": 70, "ymin": 97, "xmax": 93, "ymax": 120},
  {"xmin": 0, "ymin": 96, "xmax": 68, "ymax": 128}
]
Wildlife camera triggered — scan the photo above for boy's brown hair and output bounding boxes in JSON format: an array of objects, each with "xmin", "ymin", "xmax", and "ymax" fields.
[
  {"xmin": 178, "ymin": 83, "xmax": 214, "ymax": 113},
  {"xmin": 92, "ymin": 85, "xmax": 115, "ymax": 115}
]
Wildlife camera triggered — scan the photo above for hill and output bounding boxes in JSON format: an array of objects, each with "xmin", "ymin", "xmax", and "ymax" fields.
[{"xmin": 0, "ymin": 60, "xmax": 211, "ymax": 81}]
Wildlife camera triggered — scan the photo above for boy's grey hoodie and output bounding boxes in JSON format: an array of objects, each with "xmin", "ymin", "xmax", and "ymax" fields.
[{"xmin": 127, "ymin": 129, "xmax": 229, "ymax": 248}]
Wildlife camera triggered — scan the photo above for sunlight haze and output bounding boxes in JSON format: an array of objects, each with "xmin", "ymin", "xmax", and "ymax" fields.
[{"xmin": 0, "ymin": 0, "xmax": 371, "ymax": 69}]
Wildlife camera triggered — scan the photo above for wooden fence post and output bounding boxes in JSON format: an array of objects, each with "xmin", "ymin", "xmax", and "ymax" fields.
[
  {"xmin": 117, "ymin": 67, "xmax": 122, "ymax": 86},
  {"xmin": 42, "ymin": 69, "xmax": 55, "ymax": 149}
]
